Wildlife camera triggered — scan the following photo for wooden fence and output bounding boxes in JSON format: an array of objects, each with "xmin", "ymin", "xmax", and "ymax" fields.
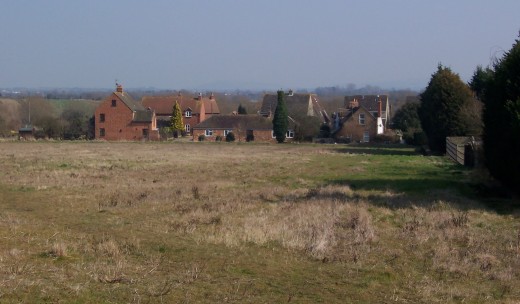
[{"xmin": 446, "ymin": 137, "xmax": 482, "ymax": 167}]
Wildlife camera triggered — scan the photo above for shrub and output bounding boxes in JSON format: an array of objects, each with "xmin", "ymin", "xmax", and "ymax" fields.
[
  {"xmin": 373, "ymin": 133, "xmax": 399, "ymax": 144},
  {"xmin": 413, "ymin": 131, "xmax": 429, "ymax": 146},
  {"xmin": 225, "ymin": 132, "xmax": 235, "ymax": 142},
  {"xmin": 198, "ymin": 134, "xmax": 205, "ymax": 142},
  {"xmin": 246, "ymin": 134, "xmax": 254, "ymax": 142},
  {"xmin": 215, "ymin": 135, "xmax": 223, "ymax": 142},
  {"xmin": 319, "ymin": 124, "xmax": 331, "ymax": 138}
]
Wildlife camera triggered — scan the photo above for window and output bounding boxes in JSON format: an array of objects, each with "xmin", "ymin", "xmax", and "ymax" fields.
[
  {"xmin": 205, "ymin": 129, "xmax": 213, "ymax": 136},
  {"xmin": 224, "ymin": 130, "xmax": 233, "ymax": 136},
  {"xmin": 363, "ymin": 131, "xmax": 370, "ymax": 143},
  {"xmin": 185, "ymin": 110, "xmax": 192, "ymax": 118},
  {"xmin": 359, "ymin": 113, "xmax": 365, "ymax": 125},
  {"xmin": 99, "ymin": 113, "xmax": 105, "ymax": 122},
  {"xmin": 286, "ymin": 130, "xmax": 295, "ymax": 138},
  {"xmin": 111, "ymin": 100, "xmax": 116, "ymax": 107},
  {"xmin": 185, "ymin": 124, "xmax": 191, "ymax": 133},
  {"xmin": 271, "ymin": 131, "xmax": 276, "ymax": 138},
  {"xmin": 99, "ymin": 128, "xmax": 105, "ymax": 137}
]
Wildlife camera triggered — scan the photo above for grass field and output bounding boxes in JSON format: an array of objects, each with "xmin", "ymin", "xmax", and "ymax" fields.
[{"xmin": 0, "ymin": 142, "xmax": 519, "ymax": 303}]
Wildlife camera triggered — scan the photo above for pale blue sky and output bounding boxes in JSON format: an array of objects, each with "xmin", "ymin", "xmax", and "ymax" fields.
[{"xmin": 1, "ymin": 0, "xmax": 519, "ymax": 90}]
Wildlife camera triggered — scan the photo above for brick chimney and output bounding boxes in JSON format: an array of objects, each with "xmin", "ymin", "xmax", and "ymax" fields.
[
  {"xmin": 378, "ymin": 98, "xmax": 382, "ymax": 118},
  {"xmin": 348, "ymin": 98, "xmax": 359, "ymax": 109},
  {"xmin": 116, "ymin": 84, "xmax": 123, "ymax": 93},
  {"xmin": 209, "ymin": 92, "xmax": 214, "ymax": 100},
  {"xmin": 198, "ymin": 93, "xmax": 203, "ymax": 101}
]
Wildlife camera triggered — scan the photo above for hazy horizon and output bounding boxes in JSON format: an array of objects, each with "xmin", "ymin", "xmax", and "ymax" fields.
[{"xmin": 1, "ymin": 1, "xmax": 519, "ymax": 91}]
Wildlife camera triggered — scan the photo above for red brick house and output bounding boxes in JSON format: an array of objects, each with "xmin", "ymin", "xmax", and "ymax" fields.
[
  {"xmin": 142, "ymin": 93, "xmax": 220, "ymax": 134},
  {"xmin": 332, "ymin": 99, "xmax": 379, "ymax": 143},
  {"xmin": 344, "ymin": 95, "xmax": 390, "ymax": 129},
  {"xmin": 192, "ymin": 114, "xmax": 296, "ymax": 142},
  {"xmin": 95, "ymin": 85, "xmax": 159, "ymax": 141}
]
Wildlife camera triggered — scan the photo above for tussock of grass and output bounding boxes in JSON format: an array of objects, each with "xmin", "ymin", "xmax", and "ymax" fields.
[{"xmin": 0, "ymin": 142, "xmax": 519, "ymax": 302}]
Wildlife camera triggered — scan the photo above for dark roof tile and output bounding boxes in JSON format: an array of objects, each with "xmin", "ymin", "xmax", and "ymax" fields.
[
  {"xmin": 260, "ymin": 93, "xmax": 327, "ymax": 122},
  {"xmin": 344, "ymin": 95, "xmax": 389, "ymax": 112}
]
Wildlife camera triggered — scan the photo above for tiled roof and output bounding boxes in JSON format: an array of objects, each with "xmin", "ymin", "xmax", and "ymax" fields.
[
  {"xmin": 344, "ymin": 95, "xmax": 389, "ymax": 112},
  {"xmin": 142, "ymin": 95, "xmax": 219, "ymax": 116},
  {"xmin": 142, "ymin": 96, "xmax": 177, "ymax": 115},
  {"xmin": 113, "ymin": 92, "xmax": 154, "ymax": 123},
  {"xmin": 133, "ymin": 110, "xmax": 154, "ymax": 122},
  {"xmin": 203, "ymin": 98, "xmax": 220, "ymax": 115},
  {"xmin": 114, "ymin": 92, "xmax": 146, "ymax": 112},
  {"xmin": 19, "ymin": 125, "xmax": 34, "ymax": 132},
  {"xmin": 260, "ymin": 93, "xmax": 327, "ymax": 122},
  {"xmin": 193, "ymin": 115, "xmax": 273, "ymax": 130}
]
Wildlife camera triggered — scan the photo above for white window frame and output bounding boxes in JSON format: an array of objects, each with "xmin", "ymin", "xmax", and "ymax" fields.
[
  {"xmin": 185, "ymin": 124, "xmax": 190, "ymax": 133},
  {"xmin": 224, "ymin": 130, "xmax": 233, "ymax": 136},
  {"xmin": 271, "ymin": 131, "xmax": 276, "ymax": 138},
  {"xmin": 286, "ymin": 130, "xmax": 295, "ymax": 138},
  {"xmin": 185, "ymin": 110, "xmax": 192, "ymax": 118},
  {"xmin": 359, "ymin": 113, "xmax": 365, "ymax": 125},
  {"xmin": 363, "ymin": 131, "xmax": 370, "ymax": 143},
  {"xmin": 205, "ymin": 129, "xmax": 213, "ymax": 136}
]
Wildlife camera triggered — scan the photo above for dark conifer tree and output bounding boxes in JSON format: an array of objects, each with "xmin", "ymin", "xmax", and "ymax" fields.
[
  {"xmin": 419, "ymin": 64, "xmax": 476, "ymax": 151},
  {"xmin": 272, "ymin": 90, "xmax": 288, "ymax": 143},
  {"xmin": 481, "ymin": 36, "xmax": 520, "ymax": 191}
]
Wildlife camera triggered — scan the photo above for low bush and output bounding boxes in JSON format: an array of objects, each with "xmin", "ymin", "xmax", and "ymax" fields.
[{"xmin": 225, "ymin": 132, "xmax": 235, "ymax": 142}]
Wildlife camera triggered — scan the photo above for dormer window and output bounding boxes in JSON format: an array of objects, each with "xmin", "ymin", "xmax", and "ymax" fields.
[{"xmin": 185, "ymin": 110, "xmax": 192, "ymax": 118}]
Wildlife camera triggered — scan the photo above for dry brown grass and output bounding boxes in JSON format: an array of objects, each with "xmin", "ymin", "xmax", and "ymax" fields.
[{"xmin": 0, "ymin": 142, "xmax": 519, "ymax": 302}]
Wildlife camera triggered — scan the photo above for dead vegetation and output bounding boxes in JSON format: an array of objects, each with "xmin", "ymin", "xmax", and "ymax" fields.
[{"xmin": 0, "ymin": 142, "xmax": 519, "ymax": 302}]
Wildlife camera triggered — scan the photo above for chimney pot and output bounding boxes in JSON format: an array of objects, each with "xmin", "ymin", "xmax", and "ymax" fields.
[{"xmin": 116, "ymin": 84, "xmax": 123, "ymax": 93}]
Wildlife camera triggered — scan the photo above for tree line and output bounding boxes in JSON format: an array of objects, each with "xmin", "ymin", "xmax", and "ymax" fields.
[
  {"xmin": 392, "ymin": 33, "xmax": 520, "ymax": 194},
  {"xmin": 0, "ymin": 97, "xmax": 95, "ymax": 139}
]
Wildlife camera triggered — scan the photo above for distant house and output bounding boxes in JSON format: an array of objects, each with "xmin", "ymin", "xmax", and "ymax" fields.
[
  {"xmin": 18, "ymin": 125, "xmax": 35, "ymax": 140},
  {"xmin": 142, "ymin": 93, "xmax": 220, "ymax": 134},
  {"xmin": 344, "ymin": 95, "xmax": 390, "ymax": 129},
  {"xmin": 94, "ymin": 84, "xmax": 159, "ymax": 141},
  {"xmin": 332, "ymin": 99, "xmax": 381, "ymax": 143},
  {"xmin": 192, "ymin": 114, "xmax": 296, "ymax": 142},
  {"xmin": 260, "ymin": 91, "xmax": 329, "ymax": 124}
]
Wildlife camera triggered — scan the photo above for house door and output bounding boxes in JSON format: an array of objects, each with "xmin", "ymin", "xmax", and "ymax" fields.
[
  {"xmin": 142, "ymin": 129, "xmax": 149, "ymax": 139},
  {"xmin": 246, "ymin": 130, "xmax": 254, "ymax": 142}
]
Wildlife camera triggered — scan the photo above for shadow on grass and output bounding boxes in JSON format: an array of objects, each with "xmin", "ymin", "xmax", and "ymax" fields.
[
  {"xmin": 319, "ymin": 177, "xmax": 520, "ymax": 214},
  {"xmin": 333, "ymin": 144, "xmax": 419, "ymax": 156}
]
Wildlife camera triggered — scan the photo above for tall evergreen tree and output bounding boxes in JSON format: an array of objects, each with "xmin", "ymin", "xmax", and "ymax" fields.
[
  {"xmin": 419, "ymin": 64, "xmax": 476, "ymax": 152},
  {"xmin": 171, "ymin": 101, "xmax": 184, "ymax": 138},
  {"xmin": 482, "ymin": 36, "xmax": 520, "ymax": 191},
  {"xmin": 392, "ymin": 101, "xmax": 421, "ymax": 133},
  {"xmin": 237, "ymin": 104, "xmax": 247, "ymax": 114},
  {"xmin": 469, "ymin": 65, "xmax": 493, "ymax": 100},
  {"xmin": 272, "ymin": 90, "xmax": 288, "ymax": 143}
]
